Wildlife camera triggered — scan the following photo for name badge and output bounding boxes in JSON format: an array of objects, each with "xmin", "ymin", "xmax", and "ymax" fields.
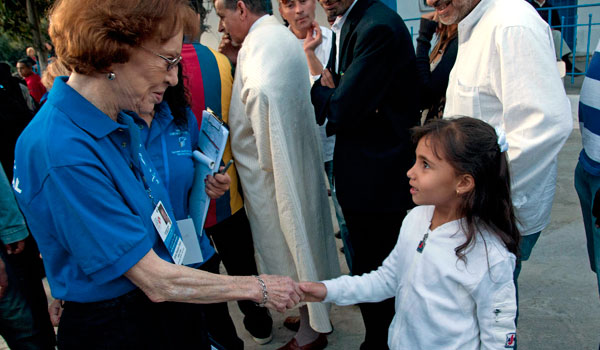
[{"xmin": 152, "ymin": 201, "xmax": 186, "ymax": 265}]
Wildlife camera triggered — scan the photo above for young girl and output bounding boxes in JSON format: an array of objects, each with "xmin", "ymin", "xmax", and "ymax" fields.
[{"xmin": 301, "ymin": 117, "xmax": 521, "ymax": 349}]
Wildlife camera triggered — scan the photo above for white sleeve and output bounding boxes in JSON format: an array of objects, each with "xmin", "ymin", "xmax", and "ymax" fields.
[
  {"xmin": 323, "ymin": 234, "xmax": 402, "ymax": 305},
  {"xmin": 471, "ymin": 257, "xmax": 517, "ymax": 349},
  {"xmin": 495, "ymin": 25, "xmax": 572, "ymax": 214}
]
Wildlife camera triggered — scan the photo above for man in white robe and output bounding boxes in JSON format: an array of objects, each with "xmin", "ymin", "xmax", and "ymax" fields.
[{"xmin": 214, "ymin": 0, "xmax": 340, "ymax": 348}]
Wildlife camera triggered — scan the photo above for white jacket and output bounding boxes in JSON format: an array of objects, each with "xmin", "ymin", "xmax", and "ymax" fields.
[
  {"xmin": 444, "ymin": 0, "xmax": 573, "ymax": 235},
  {"xmin": 323, "ymin": 206, "xmax": 517, "ymax": 349}
]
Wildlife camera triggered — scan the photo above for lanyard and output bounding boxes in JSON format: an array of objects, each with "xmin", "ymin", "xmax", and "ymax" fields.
[{"xmin": 120, "ymin": 113, "xmax": 158, "ymax": 207}]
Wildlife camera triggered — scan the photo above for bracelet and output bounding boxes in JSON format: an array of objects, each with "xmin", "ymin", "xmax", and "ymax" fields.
[{"xmin": 253, "ymin": 275, "xmax": 268, "ymax": 307}]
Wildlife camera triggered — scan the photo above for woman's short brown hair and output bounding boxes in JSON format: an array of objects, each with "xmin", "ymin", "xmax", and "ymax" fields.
[{"xmin": 49, "ymin": 0, "xmax": 198, "ymax": 75}]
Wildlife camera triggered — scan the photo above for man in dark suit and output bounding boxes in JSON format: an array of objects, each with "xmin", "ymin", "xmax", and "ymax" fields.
[{"xmin": 311, "ymin": 0, "xmax": 419, "ymax": 348}]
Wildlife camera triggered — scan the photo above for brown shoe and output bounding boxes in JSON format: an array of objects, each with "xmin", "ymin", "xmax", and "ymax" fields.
[
  {"xmin": 283, "ymin": 316, "xmax": 334, "ymax": 335},
  {"xmin": 276, "ymin": 334, "xmax": 328, "ymax": 350}
]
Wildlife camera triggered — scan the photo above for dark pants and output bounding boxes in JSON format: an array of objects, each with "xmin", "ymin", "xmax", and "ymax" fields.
[
  {"xmin": 199, "ymin": 254, "xmax": 244, "ymax": 350},
  {"xmin": 205, "ymin": 209, "xmax": 272, "ymax": 339},
  {"xmin": 3, "ymin": 236, "xmax": 55, "ymax": 350},
  {"xmin": 343, "ymin": 210, "xmax": 407, "ymax": 350},
  {"xmin": 0, "ymin": 246, "xmax": 54, "ymax": 350},
  {"xmin": 57, "ymin": 289, "xmax": 210, "ymax": 350}
]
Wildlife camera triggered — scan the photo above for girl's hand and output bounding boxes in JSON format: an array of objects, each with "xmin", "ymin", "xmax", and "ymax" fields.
[
  {"xmin": 298, "ymin": 281, "xmax": 327, "ymax": 302},
  {"xmin": 205, "ymin": 169, "xmax": 231, "ymax": 199}
]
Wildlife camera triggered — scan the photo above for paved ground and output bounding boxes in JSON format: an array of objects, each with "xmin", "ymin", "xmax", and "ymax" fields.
[{"xmin": 1, "ymin": 81, "xmax": 597, "ymax": 350}]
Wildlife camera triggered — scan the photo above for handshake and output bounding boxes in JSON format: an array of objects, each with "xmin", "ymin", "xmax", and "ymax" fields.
[{"xmin": 251, "ymin": 274, "xmax": 328, "ymax": 313}]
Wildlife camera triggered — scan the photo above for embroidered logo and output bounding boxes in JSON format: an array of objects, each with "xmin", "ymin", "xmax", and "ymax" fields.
[
  {"xmin": 504, "ymin": 332, "xmax": 516, "ymax": 348},
  {"xmin": 179, "ymin": 136, "xmax": 187, "ymax": 148}
]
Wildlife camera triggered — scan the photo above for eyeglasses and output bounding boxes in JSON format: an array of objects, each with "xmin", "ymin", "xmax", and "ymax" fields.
[{"xmin": 141, "ymin": 47, "xmax": 182, "ymax": 72}]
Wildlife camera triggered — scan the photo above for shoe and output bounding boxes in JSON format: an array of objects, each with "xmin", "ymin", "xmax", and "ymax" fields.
[
  {"xmin": 334, "ymin": 231, "xmax": 341, "ymax": 239},
  {"xmin": 252, "ymin": 333, "xmax": 273, "ymax": 345},
  {"xmin": 244, "ymin": 309, "xmax": 273, "ymax": 344},
  {"xmin": 283, "ymin": 316, "xmax": 334, "ymax": 335},
  {"xmin": 276, "ymin": 334, "xmax": 328, "ymax": 350},
  {"xmin": 284, "ymin": 316, "xmax": 301, "ymax": 332}
]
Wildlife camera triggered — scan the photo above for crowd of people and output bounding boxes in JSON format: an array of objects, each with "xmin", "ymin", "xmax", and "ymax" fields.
[{"xmin": 0, "ymin": 0, "xmax": 587, "ymax": 349}]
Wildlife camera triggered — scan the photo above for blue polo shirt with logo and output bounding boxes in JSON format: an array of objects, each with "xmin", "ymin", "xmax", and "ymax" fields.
[
  {"xmin": 132, "ymin": 102, "xmax": 215, "ymax": 266},
  {"xmin": 13, "ymin": 77, "xmax": 177, "ymax": 302}
]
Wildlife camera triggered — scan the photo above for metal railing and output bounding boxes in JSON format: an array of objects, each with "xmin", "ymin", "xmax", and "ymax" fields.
[{"xmin": 402, "ymin": 3, "xmax": 600, "ymax": 84}]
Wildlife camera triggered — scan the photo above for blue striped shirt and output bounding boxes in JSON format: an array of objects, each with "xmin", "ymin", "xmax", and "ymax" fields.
[{"xmin": 579, "ymin": 41, "xmax": 600, "ymax": 176}]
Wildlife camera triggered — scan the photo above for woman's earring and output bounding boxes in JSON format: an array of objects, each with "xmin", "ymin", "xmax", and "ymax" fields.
[
  {"xmin": 456, "ymin": 190, "xmax": 460, "ymax": 195},
  {"xmin": 107, "ymin": 72, "xmax": 116, "ymax": 80}
]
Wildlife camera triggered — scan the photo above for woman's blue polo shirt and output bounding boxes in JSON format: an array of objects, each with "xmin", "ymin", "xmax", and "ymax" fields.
[
  {"xmin": 132, "ymin": 102, "xmax": 215, "ymax": 266},
  {"xmin": 13, "ymin": 77, "xmax": 178, "ymax": 302}
]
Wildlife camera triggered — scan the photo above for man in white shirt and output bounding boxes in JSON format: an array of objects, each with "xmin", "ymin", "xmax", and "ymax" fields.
[
  {"xmin": 215, "ymin": 0, "xmax": 341, "ymax": 349},
  {"xmin": 427, "ymin": 0, "xmax": 572, "ymax": 284},
  {"xmin": 277, "ymin": 0, "xmax": 354, "ymax": 276}
]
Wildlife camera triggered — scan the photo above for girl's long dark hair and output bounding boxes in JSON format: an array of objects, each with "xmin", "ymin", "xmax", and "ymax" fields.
[
  {"xmin": 411, "ymin": 117, "xmax": 521, "ymax": 260},
  {"xmin": 162, "ymin": 63, "xmax": 190, "ymax": 127}
]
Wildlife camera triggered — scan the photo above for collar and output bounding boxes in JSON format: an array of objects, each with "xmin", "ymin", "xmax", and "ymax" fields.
[
  {"xmin": 331, "ymin": 0, "xmax": 359, "ymax": 34},
  {"xmin": 458, "ymin": 0, "xmax": 492, "ymax": 42},
  {"xmin": 248, "ymin": 14, "xmax": 271, "ymax": 34},
  {"xmin": 533, "ymin": 0, "xmax": 545, "ymax": 6},
  {"xmin": 48, "ymin": 77, "xmax": 122, "ymax": 139}
]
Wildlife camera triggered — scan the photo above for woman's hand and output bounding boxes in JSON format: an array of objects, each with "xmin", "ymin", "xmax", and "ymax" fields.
[
  {"xmin": 255, "ymin": 274, "xmax": 303, "ymax": 313},
  {"xmin": 299, "ymin": 281, "xmax": 327, "ymax": 302},
  {"xmin": 205, "ymin": 169, "xmax": 231, "ymax": 199},
  {"xmin": 49, "ymin": 299, "xmax": 64, "ymax": 326}
]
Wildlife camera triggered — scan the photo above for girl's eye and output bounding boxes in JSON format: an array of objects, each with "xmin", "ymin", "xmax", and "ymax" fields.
[{"xmin": 423, "ymin": 161, "xmax": 430, "ymax": 169}]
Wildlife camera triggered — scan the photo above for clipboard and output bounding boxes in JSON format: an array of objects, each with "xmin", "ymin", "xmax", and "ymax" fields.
[{"xmin": 186, "ymin": 109, "xmax": 229, "ymax": 264}]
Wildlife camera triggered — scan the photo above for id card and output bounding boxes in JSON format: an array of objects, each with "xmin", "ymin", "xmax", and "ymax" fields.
[
  {"xmin": 177, "ymin": 218, "xmax": 204, "ymax": 265},
  {"xmin": 152, "ymin": 201, "xmax": 186, "ymax": 265}
]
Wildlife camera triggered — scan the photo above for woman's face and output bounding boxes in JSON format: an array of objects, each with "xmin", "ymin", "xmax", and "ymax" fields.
[{"xmin": 112, "ymin": 30, "xmax": 183, "ymax": 116}]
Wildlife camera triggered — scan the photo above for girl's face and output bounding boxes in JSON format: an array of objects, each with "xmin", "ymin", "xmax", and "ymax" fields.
[{"xmin": 407, "ymin": 137, "xmax": 464, "ymax": 213}]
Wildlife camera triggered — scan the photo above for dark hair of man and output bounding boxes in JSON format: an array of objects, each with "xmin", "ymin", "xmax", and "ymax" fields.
[
  {"xmin": 162, "ymin": 63, "xmax": 190, "ymax": 127},
  {"xmin": 17, "ymin": 58, "xmax": 33, "ymax": 68},
  {"xmin": 222, "ymin": 0, "xmax": 272, "ymax": 15},
  {"xmin": 411, "ymin": 117, "xmax": 521, "ymax": 260},
  {"xmin": 189, "ymin": 0, "xmax": 209, "ymax": 34}
]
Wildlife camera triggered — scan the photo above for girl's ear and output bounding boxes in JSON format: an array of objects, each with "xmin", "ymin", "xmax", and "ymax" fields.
[{"xmin": 456, "ymin": 174, "xmax": 475, "ymax": 196}]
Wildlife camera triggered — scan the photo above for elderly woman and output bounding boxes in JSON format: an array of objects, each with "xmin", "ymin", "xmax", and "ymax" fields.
[{"xmin": 12, "ymin": 0, "xmax": 300, "ymax": 349}]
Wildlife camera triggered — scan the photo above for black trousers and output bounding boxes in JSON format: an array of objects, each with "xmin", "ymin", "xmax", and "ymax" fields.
[
  {"xmin": 57, "ymin": 289, "xmax": 210, "ymax": 350},
  {"xmin": 205, "ymin": 209, "xmax": 272, "ymax": 339},
  {"xmin": 343, "ymin": 210, "xmax": 407, "ymax": 350},
  {"xmin": 199, "ymin": 254, "xmax": 244, "ymax": 350}
]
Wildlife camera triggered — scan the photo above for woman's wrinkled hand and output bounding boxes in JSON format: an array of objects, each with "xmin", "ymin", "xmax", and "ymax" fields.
[{"xmin": 255, "ymin": 274, "xmax": 303, "ymax": 313}]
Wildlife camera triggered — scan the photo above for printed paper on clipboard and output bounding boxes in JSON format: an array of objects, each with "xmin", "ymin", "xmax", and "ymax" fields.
[{"xmin": 187, "ymin": 109, "xmax": 229, "ymax": 264}]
